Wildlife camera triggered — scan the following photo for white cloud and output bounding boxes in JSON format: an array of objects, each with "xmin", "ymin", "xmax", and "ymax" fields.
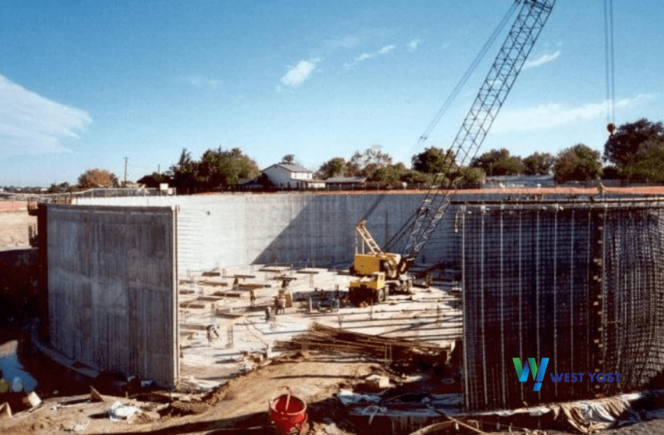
[
  {"xmin": 378, "ymin": 45, "xmax": 395, "ymax": 55},
  {"xmin": 0, "ymin": 74, "xmax": 91, "ymax": 156},
  {"xmin": 344, "ymin": 44, "xmax": 396, "ymax": 70},
  {"xmin": 343, "ymin": 53, "xmax": 373, "ymax": 70},
  {"xmin": 407, "ymin": 38, "xmax": 421, "ymax": 52},
  {"xmin": 281, "ymin": 59, "xmax": 319, "ymax": 88},
  {"xmin": 328, "ymin": 35, "xmax": 360, "ymax": 49},
  {"xmin": 494, "ymin": 94, "xmax": 654, "ymax": 133},
  {"xmin": 523, "ymin": 50, "xmax": 561, "ymax": 70},
  {"xmin": 183, "ymin": 75, "xmax": 219, "ymax": 89}
]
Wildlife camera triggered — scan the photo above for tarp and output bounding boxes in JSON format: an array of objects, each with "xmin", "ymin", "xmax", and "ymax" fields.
[{"xmin": 551, "ymin": 397, "xmax": 635, "ymax": 434}]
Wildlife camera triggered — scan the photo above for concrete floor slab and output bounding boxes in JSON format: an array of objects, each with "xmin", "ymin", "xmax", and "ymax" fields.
[{"xmin": 178, "ymin": 264, "xmax": 462, "ymax": 391}]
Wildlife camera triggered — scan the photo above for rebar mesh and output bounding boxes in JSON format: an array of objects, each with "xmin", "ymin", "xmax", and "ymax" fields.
[{"xmin": 461, "ymin": 199, "xmax": 664, "ymax": 412}]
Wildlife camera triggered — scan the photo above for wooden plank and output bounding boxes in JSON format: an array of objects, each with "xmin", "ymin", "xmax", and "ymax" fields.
[
  {"xmin": 238, "ymin": 283, "xmax": 269, "ymax": 290},
  {"xmin": 213, "ymin": 291, "xmax": 243, "ymax": 298},
  {"xmin": 259, "ymin": 266, "xmax": 289, "ymax": 272},
  {"xmin": 201, "ymin": 281, "xmax": 229, "ymax": 287},
  {"xmin": 197, "ymin": 296, "xmax": 224, "ymax": 302},
  {"xmin": 202, "ymin": 270, "xmax": 221, "ymax": 277}
]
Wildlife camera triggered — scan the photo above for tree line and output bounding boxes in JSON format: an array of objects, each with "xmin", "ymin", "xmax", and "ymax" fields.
[
  {"xmin": 317, "ymin": 146, "xmax": 484, "ymax": 186},
  {"xmin": 467, "ymin": 118, "xmax": 664, "ymax": 184},
  {"xmin": 63, "ymin": 118, "xmax": 664, "ymax": 193}
]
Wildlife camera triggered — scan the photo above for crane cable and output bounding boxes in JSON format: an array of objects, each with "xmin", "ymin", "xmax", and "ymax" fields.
[
  {"xmin": 604, "ymin": 0, "xmax": 616, "ymax": 134},
  {"xmin": 409, "ymin": 1, "xmax": 519, "ymax": 154},
  {"xmin": 386, "ymin": 2, "xmax": 520, "ymax": 253}
]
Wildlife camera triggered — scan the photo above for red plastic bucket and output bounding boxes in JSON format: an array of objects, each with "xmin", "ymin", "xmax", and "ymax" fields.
[{"xmin": 269, "ymin": 389, "xmax": 308, "ymax": 434}]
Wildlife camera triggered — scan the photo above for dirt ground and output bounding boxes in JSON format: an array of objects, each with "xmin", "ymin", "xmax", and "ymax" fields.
[
  {"xmin": 0, "ymin": 207, "xmax": 35, "ymax": 251},
  {"xmin": 3, "ymin": 328, "xmax": 664, "ymax": 435},
  {"xmin": 0, "ymin": 346, "xmax": 378, "ymax": 435}
]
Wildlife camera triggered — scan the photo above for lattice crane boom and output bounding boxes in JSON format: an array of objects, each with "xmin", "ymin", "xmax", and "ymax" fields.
[{"xmin": 401, "ymin": 0, "xmax": 556, "ymax": 261}]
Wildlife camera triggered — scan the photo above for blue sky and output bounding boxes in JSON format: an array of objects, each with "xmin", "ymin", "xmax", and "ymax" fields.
[{"xmin": 1, "ymin": 0, "xmax": 663, "ymax": 186}]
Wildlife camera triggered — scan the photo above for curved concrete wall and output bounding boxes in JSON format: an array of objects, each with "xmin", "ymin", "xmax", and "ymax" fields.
[
  {"xmin": 76, "ymin": 192, "xmax": 469, "ymax": 273},
  {"xmin": 63, "ymin": 190, "xmax": 664, "ymax": 404}
]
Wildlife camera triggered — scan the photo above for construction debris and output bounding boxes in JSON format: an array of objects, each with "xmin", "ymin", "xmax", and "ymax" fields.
[
  {"xmin": 0, "ymin": 402, "xmax": 11, "ymax": 420},
  {"xmin": 276, "ymin": 323, "xmax": 449, "ymax": 370},
  {"xmin": 364, "ymin": 374, "xmax": 390, "ymax": 392},
  {"xmin": 551, "ymin": 396, "xmax": 635, "ymax": 434},
  {"xmin": 337, "ymin": 389, "xmax": 381, "ymax": 407},
  {"xmin": 22, "ymin": 391, "xmax": 41, "ymax": 408},
  {"xmin": 90, "ymin": 386, "xmax": 105, "ymax": 402},
  {"xmin": 108, "ymin": 401, "xmax": 141, "ymax": 422}
]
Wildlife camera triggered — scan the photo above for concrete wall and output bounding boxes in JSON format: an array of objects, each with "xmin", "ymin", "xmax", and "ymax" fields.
[
  {"xmin": 74, "ymin": 192, "xmax": 618, "ymax": 275},
  {"xmin": 47, "ymin": 205, "xmax": 178, "ymax": 387},
  {"xmin": 75, "ymin": 192, "xmax": 471, "ymax": 273}
]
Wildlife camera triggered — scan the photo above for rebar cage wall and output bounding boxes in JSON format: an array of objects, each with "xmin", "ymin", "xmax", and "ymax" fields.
[{"xmin": 461, "ymin": 199, "xmax": 664, "ymax": 412}]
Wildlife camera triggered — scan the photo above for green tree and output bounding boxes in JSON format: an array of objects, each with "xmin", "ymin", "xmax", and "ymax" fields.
[
  {"xmin": 523, "ymin": 152, "xmax": 553, "ymax": 175},
  {"xmin": 318, "ymin": 157, "xmax": 349, "ymax": 179},
  {"xmin": 400, "ymin": 170, "xmax": 435, "ymax": 185},
  {"xmin": 137, "ymin": 172, "xmax": 171, "ymax": 189},
  {"xmin": 370, "ymin": 163, "xmax": 407, "ymax": 183},
  {"xmin": 198, "ymin": 147, "xmax": 260, "ymax": 190},
  {"xmin": 170, "ymin": 149, "xmax": 199, "ymax": 193},
  {"xmin": 457, "ymin": 167, "xmax": 485, "ymax": 186},
  {"xmin": 621, "ymin": 139, "xmax": 664, "ymax": 182},
  {"xmin": 168, "ymin": 147, "xmax": 259, "ymax": 193},
  {"xmin": 77, "ymin": 168, "xmax": 119, "ymax": 188},
  {"xmin": 281, "ymin": 154, "xmax": 295, "ymax": 164},
  {"xmin": 470, "ymin": 148, "xmax": 524, "ymax": 176},
  {"xmin": 602, "ymin": 165, "xmax": 622, "ymax": 179},
  {"xmin": 349, "ymin": 146, "xmax": 393, "ymax": 178},
  {"xmin": 553, "ymin": 144, "xmax": 602, "ymax": 184},
  {"xmin": 280, "ymin": 154, "xmax": 302, "ymax": 166},
  {"xmin": 604, "ymin": 119, "xmax": 664, "ymax": 172},
  {"xmin": 411, "ymin": 147, "xmax": 456, "ymax": 174}
]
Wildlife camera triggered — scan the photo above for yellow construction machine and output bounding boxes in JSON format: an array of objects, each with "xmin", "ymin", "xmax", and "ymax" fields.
[{"xmin": 348, "ymin": 219, "xmax": 412, "ymax": 306}]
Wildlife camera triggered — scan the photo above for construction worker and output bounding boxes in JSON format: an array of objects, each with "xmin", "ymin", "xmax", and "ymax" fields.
[
  {"xmin": 206, "ymin": 324, "xmax": 220, "ymax": 344},
  {"xmin": 250, "ymin": 289, "xmax": 256, "ymax": 307},
  {"xmin": 265, "ymin": 306, "xmax": 271, "ymax": 323}
]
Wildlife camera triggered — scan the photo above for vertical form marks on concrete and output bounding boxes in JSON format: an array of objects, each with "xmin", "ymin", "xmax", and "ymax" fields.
[
  {"xmin": 72, "ymin": 192, "xmax": 459, "ymax": 271},
  {"xmin": 47, "ymin": 205, "xmax": 178, "ymax": 387}
]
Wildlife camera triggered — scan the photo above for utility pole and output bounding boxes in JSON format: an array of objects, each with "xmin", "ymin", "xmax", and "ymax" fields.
[{"xmin": 124, "ymin": 157, "xmax": 128, "ymax": 187}]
